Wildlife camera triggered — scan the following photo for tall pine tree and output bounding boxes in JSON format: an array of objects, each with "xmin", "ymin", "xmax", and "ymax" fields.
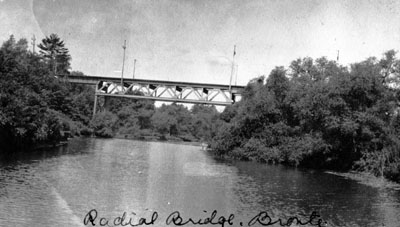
[{"xmin": 38, "ymin": 33, "xmax": 71, "ymax": 74}]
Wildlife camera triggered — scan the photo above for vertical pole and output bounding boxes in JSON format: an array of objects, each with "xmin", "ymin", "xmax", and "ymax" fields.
[
  {"xmin": 229, "ymin": 45, "xmax": 236, "ymax": 92},
  {"xmin": 121, "ymin": 40, "xmax": 127, "ymax": 91},
  {"xmin": 235, "ymin": 64, "xmax": 238, "ymax": 86},
  {"xmin": 337, "ymin": 50, "xmax": 340, "ymax": 62},
  {"xmin": 132, "ymin": 59, "xmax": 137, "ymax": 79},
  {"xmin": 31, "ymin": 35, "xmax": 36, "ymax": 53},
  {"xmin": 93, "ymin": 94, "xmax": 98, "ymax": 118}
]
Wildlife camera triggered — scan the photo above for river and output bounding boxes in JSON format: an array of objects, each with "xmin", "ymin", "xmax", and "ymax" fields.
[{"xmin": 0, "ymin": 138, "xmax": 399, "ymax": 227}]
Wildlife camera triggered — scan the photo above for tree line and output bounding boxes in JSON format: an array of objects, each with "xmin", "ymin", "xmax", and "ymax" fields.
[
  {"xmin": 211, "ymin": 53, "xmax": 400, "ymax": 183},
  {"xmin": 0, "ymin": 34, "xmax": 220, "ymax": 153},
  {"xmin": 90, "ymin": 94, "xmax": 221, "ymax": 142}
]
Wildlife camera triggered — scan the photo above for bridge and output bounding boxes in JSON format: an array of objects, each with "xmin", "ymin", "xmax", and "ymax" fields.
[{"xmin": 61, "ymin": 74, "xmax": 245, "ymax": 116}]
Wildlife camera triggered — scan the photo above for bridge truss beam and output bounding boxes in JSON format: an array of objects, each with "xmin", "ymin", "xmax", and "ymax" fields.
[{"xmin": 93, "ymin": 79, "xmax": 242, "ymax": 115}]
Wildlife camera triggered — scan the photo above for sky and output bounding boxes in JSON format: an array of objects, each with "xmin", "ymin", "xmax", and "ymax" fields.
[{"xmin": 1, "ymin": 0, "xmax": 400, "ymax": 86}]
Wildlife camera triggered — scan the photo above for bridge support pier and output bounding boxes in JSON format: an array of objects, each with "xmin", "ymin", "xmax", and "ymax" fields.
[
  {"xmin": 92, "ymin": 93, "xmax": 98, "ymax": 118},
  {"xmin": 104, "ymin": 96, "xmax": 111, "ymax": 111},
  {"xmin": 92, "ymin": 91, "xmax": 113, "ymax": 118}
]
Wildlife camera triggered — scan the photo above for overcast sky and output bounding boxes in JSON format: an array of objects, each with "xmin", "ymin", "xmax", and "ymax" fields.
[{"xmin": 1, "ymin": 0, "xmax": 400, "ymax": 85}]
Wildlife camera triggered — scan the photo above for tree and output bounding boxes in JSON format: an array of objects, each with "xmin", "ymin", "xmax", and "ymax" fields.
[
  {"xmin": 151, "ymin": 104, "xmax": 176, "ymax": 135},
  {"xmin": 266, "ymin": 66, "xmax": 289, "ymax": 103},
  {"xmin": 0, "ymin": 35, "xmax": 72, "ymax": 152},
  {"xmin": 190, "ymin": 104, "xmax": 220, "ymax": 140},
  {"xmin": 379, "ymin": 50, "xmax": 400, "ymax": 86},
  {"xmin": 90, "ymin": 111, "xmax": 118, "ymax": 137},
  {"xmin": 38, "ymin": 33, "xmax": 71, "ymax": 74}
]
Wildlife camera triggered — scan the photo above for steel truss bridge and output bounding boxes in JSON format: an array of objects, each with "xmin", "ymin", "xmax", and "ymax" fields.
[{"xmin": 61, "ymin": 75, "xmax": 245, "ymax": 115}]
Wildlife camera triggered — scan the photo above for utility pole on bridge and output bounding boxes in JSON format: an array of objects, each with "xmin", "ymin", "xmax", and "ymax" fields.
[
  {"xmin": 229, "ymin": 45, "xmax": 236, "ymax": 92},
  {"xmin": 132, "ymin": 59, "xmax": 137, "ymax": 79},
  {"xmin": 120, "ymin": 40, "xmax": 127, "ymax": 90}
]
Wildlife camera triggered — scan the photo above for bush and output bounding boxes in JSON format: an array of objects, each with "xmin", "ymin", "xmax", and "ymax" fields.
[
  {"xmin": 210, "ymin": 124, "xmax": 241, "ymax": 155},
  {"xmin": 384, "ymin": 162, "xmax": 400, "ymax": 182},
  {"xmin": 90, "ymin": 111, "xmax": 117, "ymax": 138},
  {"xmin": 278, "ymin": 134, "xmax": 330, "ymax": 167},
  {"xmin": 241, "ymin": 138, "xmax": 264, "ymax": 161},
  {"xmin": 259, "ymin": 147, "xmax": 282, "ymax": 164}
]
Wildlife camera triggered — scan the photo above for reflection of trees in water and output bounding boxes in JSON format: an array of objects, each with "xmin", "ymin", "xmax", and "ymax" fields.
[
  {"xmin": 231, "ymin": 162, "xmax": 400, "ymax": 227},
  {"xmin": 0, "ymin": 138, "xmax": 94, "ymax": 167}
]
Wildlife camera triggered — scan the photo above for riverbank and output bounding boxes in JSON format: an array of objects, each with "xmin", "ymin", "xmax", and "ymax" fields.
[
  {"xmin": 210, "ymin": 150, "xmax": 400, "ymax": 187},
  {"xmin": 33, "ymin": 140, "xmax": 69, "ymax": 151},
  {"xmin": 113, "ymin": 134, "xmax": 204, "ymax": 147},
  {"xmin": 326, "ymin": 171, "xmax": 400, "ymax": 190}
]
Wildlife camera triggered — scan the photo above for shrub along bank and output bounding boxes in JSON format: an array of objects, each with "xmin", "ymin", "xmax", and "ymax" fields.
[{"xmin": 210, "ymin": 53, "xmax": 400, "ymax": 183}]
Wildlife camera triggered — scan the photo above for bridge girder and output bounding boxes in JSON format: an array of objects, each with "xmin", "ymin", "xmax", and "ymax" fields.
[
  {"xmin": 60, "ymin": 75, "xmax": 245, "ymax": 116},
  {"xmin": 95, "ymin": 80, "xmax": 241, "ymax": 106}
]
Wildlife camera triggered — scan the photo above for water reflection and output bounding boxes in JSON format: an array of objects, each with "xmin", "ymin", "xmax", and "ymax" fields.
[
  {"xmin": 230, "ymin": 162, "xmax": 400, "ymax": 226},
  {"xmin": 0, "ymin": 138, "xmax": 399, "ymax": 227}
]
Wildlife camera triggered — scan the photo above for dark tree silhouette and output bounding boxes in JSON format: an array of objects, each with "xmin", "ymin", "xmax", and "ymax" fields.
[{"xmin": 38, "ymin": 33, "xmax": 71, "ymax": 74}]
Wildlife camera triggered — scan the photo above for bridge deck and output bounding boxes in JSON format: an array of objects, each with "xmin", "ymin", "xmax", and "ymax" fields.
[{"xmin": 60, "ymin": 75, "xmax": 245, "ymax": 91}]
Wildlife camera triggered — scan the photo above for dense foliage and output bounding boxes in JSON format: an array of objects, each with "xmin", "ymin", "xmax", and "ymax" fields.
[
  {"xmin": 211, "ymin": 53, "xmax": 400, "ymax": 182},
  {"xmin": 0, "ymin": 34, "xmax": 220, "ymax": 153},
  {"xmin": 0, "ymin": 35, "xmax": 91, "ymax": 153},
  {"xmin": 91, "ymin": 97, "xmax": 221, "ymax": 142},
  {"xmin": 0, "ymin": 34, "xmax": 221, "ymax": 154}
]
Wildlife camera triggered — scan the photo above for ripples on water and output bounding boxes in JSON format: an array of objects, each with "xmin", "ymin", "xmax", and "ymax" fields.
[{"xmin": 0, "ymin": 138, "xmax": 399, "ymax": 227}]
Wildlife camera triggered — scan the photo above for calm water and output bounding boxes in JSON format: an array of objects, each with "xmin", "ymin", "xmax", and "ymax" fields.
[{"xmin": 0, "ymin": 138, "xmax": 399, "ymax": 227}]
